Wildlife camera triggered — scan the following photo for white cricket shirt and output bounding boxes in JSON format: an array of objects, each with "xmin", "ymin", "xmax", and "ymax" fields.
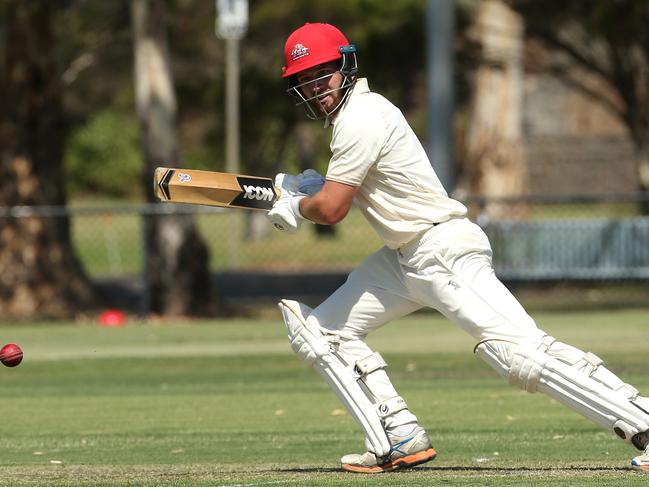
[{"xmin": 326, "ymin": 78, "xmax": 467, "ymax": 249}]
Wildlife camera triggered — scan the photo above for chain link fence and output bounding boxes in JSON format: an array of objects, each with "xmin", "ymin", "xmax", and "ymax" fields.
[{"xmin": 2, "ymin": 193, "xmax": 649, "ymax": 311}]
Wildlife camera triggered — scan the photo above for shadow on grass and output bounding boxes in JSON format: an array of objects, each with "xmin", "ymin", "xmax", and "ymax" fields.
[{"xmin": 269, "ymin": 465, "xmax": 632, "ymax": 474}]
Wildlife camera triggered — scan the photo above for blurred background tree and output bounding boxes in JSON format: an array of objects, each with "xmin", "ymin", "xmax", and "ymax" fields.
[
  {"xmin": 65, "ymin": 110, "xmax": 143, "ymax": 197},
  {"xmin": 461, "ymin": 0, "xmax": 528, "ymax": 220},
  {"xmin": 0, "ymin": 1, "xmax": 96, "ymax": 318},
  {"xmin": 132, "ymin": 0, "xmax": 215, "ymax": 317},
  {"xmin": 508, "ymin": 0, "xmax": 649, "ymax": 210}
]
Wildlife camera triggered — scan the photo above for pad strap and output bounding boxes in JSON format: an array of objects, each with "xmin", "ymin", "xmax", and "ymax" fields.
[
  {"xmin": 537, "ymin": 335, "xmax": 556, "ymax": 352},
  {"xmin": 575, "ymin": 352, "xmax": 603, "ymax": 375},
  {"xmin": 376, "ymin": 396, "xmax": 408, "ymax": 418},
  {"xmin": 354, "ymin": 352, "xmax": 387, "ymax": 377}
]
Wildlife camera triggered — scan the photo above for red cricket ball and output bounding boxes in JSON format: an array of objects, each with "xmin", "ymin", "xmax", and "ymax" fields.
[{"xmin": 0, "ymin": 343, "xmax": 23, "ymax": 367}]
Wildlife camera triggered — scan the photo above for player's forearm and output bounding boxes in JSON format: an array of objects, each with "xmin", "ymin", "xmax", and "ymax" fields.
[
  {"xmin": 299, "ymin": 196, "xmax": 344, "ymax": 225},
  {"xmin": 298, "ymin": 193, "xmax": 347, "ymax": 225},
  {"xmin": 297, "ymin": 179, "xmax": 357, "ymax": 225}
]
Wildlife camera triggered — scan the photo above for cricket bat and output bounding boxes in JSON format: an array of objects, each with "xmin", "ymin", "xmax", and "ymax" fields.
[{"xmin": 154, "ymin": 167, "xmax": 279, "ymax": 210}]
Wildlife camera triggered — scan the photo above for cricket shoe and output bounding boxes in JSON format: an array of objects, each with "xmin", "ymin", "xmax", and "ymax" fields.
[
  {"xmin": 340, "ymin": 427, "xmax": 436, "ymax": 473},
  {"xmin": 631, "ymin": 430, "xmax": 649, "ymax": 472},
  {"xmin": 631, "ymin": 445, "xmax": 649, "ymax": 472}
]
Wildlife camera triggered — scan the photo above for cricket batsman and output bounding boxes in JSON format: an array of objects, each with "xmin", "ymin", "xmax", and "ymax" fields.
[{"xmin": 267, "ymin": 22, "xmax": 649, "ymax": 473}]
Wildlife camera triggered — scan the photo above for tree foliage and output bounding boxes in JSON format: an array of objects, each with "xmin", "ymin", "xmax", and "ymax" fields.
[
  {"xmin": 65, "ymin": 110, "xmax": 143, "ymax": 197},
  {"xmin": 60, "ymin": 0, "xmax": 446, "ymax": 196}
]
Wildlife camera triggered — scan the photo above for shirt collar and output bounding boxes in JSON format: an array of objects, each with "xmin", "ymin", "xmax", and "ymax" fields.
[{"xmin": 325, "ymin": 78, "xmax": 369, "ymax": 128}]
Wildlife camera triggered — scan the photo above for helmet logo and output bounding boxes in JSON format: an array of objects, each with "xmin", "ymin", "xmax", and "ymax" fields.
[{"xmin": 290, "ymin": 43, "xmax": 309, "ymax": 61}]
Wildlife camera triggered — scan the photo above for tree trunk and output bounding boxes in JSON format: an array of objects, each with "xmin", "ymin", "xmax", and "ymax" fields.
[
  {"xmin": 629, "ymin": 96, "xmax": 649, "ymax": 213},
  {"xmin": 636, "ymin": 135, "xmax": 649, "ymax": 213},
  {"xmin": 0, "ymin": 2, "xmax": 95, "ymax": 319},
  {"xmin": 464, "ymin": 0, "xmax": 528, "ymax": 221},
  {"xmin": 132, "ymin": 0, "xmax": 218, "ymax": 316}
]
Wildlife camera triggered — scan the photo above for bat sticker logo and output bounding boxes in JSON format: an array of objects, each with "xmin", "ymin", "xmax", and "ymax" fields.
[
  {"xmin": 232, "ymin": 176, "xmax": 278, "ymax": 210},
  {"xmin": 177, "ymin": 172, "xmax": 192, "ymax": 183},
  {"xmin": 243, "ymin": 185, "xmax": 275, "ymax": 201}
]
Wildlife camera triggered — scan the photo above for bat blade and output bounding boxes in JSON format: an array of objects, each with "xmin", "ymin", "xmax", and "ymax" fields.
[{"xmin": 154, "ymin": 167, "xmax": 279, "ymax": 210}]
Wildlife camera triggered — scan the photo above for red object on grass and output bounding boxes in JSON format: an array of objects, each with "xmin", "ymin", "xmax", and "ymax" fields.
[
  {"xmin": 0, "ymin": 343, "xmax": 23, "ymax": 367},
  {"xmin": 99, "ymin": 309, "xmax": 126, "ymax": 327}
]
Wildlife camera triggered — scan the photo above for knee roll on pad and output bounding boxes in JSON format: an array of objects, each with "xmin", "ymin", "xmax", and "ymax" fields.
[
  {"xmin": 475, "ymin": 339, "xmax": 649, "ymax": 444},
  {"xmin": 281, "ymin": 300, "xmax": 324, "ymax": 366},
  {"xmin": 278, "ymin": 299, "xmax": 392, "ymax": 457}
]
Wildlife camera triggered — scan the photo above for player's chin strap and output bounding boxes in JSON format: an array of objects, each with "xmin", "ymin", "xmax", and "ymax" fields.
[
  {"xmin": 278, "ymin": 299, "xmax": 405, "ymax": 458},
  {"xmin": 475, "ymin": 337, "xmax": 649, "ymax": 449}
]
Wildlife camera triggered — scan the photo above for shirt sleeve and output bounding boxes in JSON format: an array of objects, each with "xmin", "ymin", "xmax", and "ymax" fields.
[{"xmin": 326, "ymin": 104, "xmax": 386, "ymax": 186}]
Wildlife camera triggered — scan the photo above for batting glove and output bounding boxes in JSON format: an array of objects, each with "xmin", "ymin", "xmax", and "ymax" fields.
[
  {"xmin": 297, "ymin": 169, "xmax": 325, "ymax": 196},
  {"xmin": 268, "ymin": 173, "xmax": 307, "ymax": 233},
  {"xmin": 274, "ymin": 170, "xmax": 324, "ymax": 197},
  {"xmin": 275, "ymin": 172, "xmax": 302, "ymax": 196}
]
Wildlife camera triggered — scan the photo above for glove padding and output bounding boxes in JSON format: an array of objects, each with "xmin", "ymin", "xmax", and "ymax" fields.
[
  {"xmin": 275, "ymin": 172, "xmax": 302, "ymax": 196},
  {"xmin": 268, "ymin": 170, "xmax": 324, "ymax": 233},
  {"xmin": 297, "ymin": 169, "xmax": 325, "ymax": 196},
  {"xmin": 268, "ymin": 193, "xmax": 305, "ymax": 233},
  {"xmin": 268, "ymin": 173, "xmax": 306, "ymax": 233}
]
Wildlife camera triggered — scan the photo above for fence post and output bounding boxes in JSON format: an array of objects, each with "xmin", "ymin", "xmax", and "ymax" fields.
[{"xmin": 140, "ymin": 206, "xmax": 152, "ymax": 317}]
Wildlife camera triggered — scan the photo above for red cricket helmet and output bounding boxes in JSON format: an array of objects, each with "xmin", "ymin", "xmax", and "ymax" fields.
[
  {"xmin": 282, "ymin": 23, "xmax": 358, "ymax": 120},
  {"xmin": 282, "ymin": 23, "xmax": 352, "ymax": 78}
]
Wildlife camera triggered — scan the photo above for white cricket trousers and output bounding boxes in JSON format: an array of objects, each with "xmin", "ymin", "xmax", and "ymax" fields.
[{"xmin": 309, "ymin": 217, "xmax": 547, "ymax": 429}]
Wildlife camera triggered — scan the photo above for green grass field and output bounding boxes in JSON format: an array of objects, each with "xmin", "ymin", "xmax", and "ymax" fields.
[{"xmin": 1, "ymin": 308, "xmax": 648, "ymax": 486}]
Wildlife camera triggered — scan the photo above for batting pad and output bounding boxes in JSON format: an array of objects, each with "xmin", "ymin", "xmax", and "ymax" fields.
[
  {"xmin": 279, "ymin": 299, "xmax": 392, "ymax": 457},
  {"xmin": 475, "ymin": 339, "xmax": 649, "ymax": 444}
]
